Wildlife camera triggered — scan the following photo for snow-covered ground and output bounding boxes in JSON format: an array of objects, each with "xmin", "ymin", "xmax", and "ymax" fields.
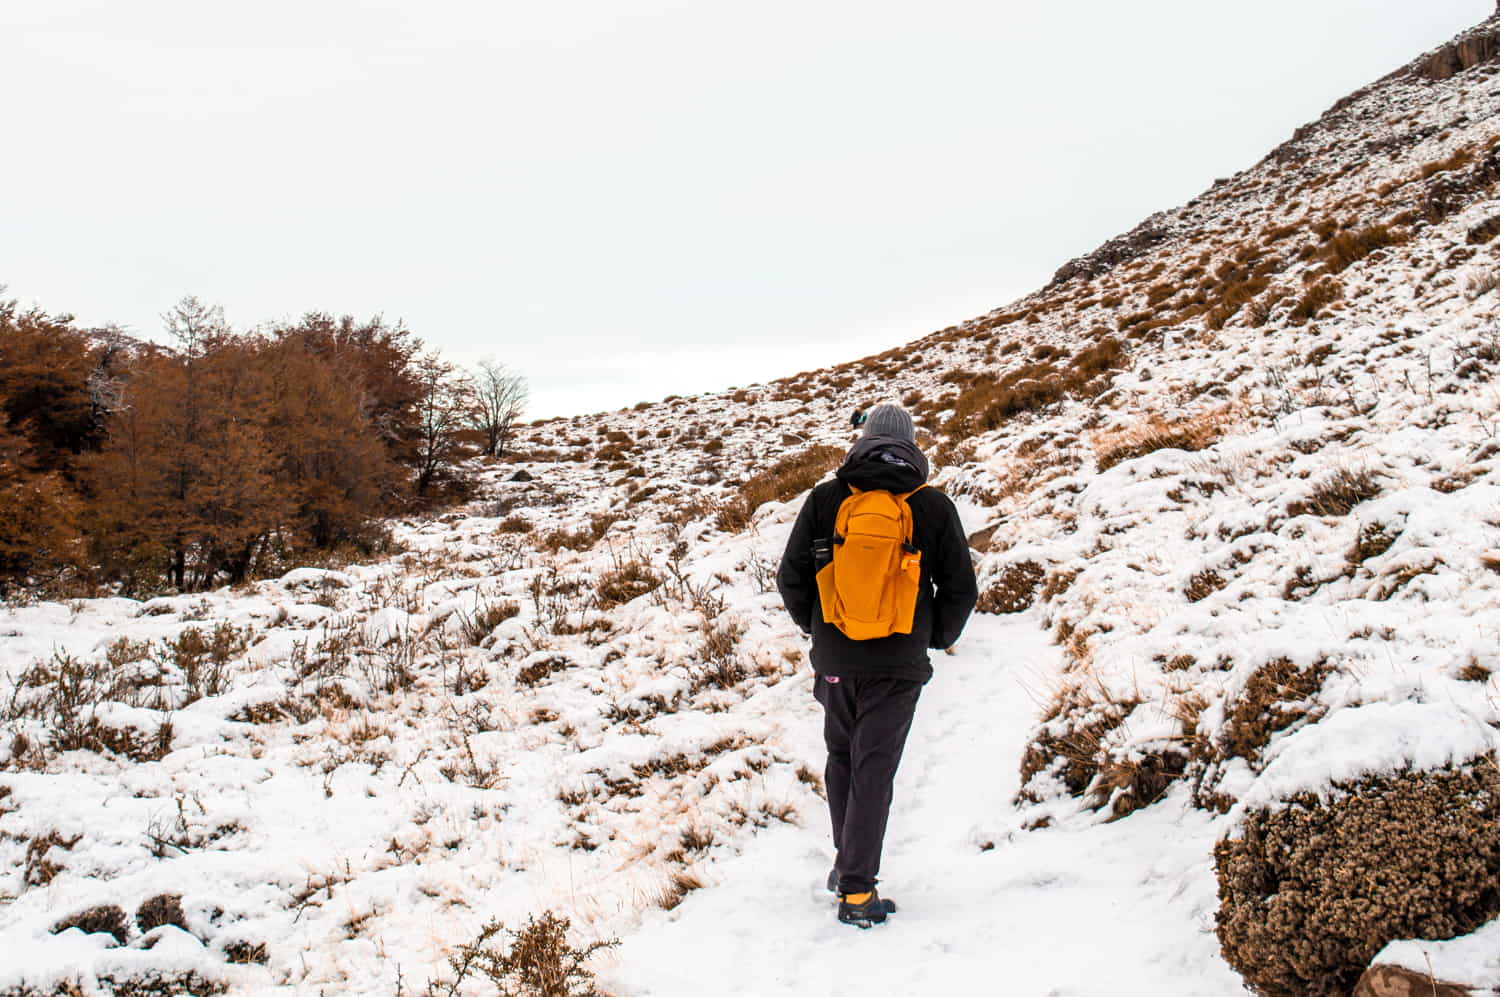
[
  {"xmin": 0, "ymin": 461, "xmax": 1240, "ymax": 995},
  {"xmin": 7, "ymin": 11, "xmax": 1500, "ymax": 996},
  {"xmin": 611, "ymin": 612, "xmax": 1240, "ymax": 997}
]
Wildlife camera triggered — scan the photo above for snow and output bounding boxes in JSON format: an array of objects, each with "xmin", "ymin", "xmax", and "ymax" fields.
[
  {"xmin": 1376, "ymin": 919, "xmax": 1500, "ymax": 989},
  {"xmin": 610, "ymin": 614, "xmax": 1241, "ymax": 996},
  {"xmin": 6, "ymin": 12, "xmax": 1500, "ymax": 993},
  {"xmin": 1230, "ymin": 701, "xmax": 1500, "ymax": 818}
]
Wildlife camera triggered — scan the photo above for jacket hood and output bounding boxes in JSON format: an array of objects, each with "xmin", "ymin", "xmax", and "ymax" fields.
[{"xmin": 835, "ymin": 435, "xmax": 929, "ymax": 493}]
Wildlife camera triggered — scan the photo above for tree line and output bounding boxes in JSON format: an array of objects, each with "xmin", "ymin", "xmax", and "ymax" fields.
[{"xmin": 0, "ymin": 293, "xmax": 528, "ymax": 596}]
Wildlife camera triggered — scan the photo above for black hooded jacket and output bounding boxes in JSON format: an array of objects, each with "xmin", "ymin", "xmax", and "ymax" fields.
[{"xmin": 777, "ymin": 436, "xmax": 978, "ymax": 683}]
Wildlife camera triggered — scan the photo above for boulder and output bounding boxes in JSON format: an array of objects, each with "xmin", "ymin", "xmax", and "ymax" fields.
[{"xmin": 1353, "ymin": 965, "xmax": 1471, "ymax": 997}]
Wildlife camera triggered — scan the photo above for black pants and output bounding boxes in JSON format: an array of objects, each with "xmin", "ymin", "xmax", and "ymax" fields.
[{"xmin": 813, "ymin": 673, "xmax": 922, "ymax": 895}]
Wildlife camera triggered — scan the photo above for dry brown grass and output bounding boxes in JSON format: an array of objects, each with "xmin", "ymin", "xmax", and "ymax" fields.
[
  {"xmin": 595, "ymin": 560, "xmax": 660, "ymax": 608},
  {"xmin": 1347, "ymin": 521, "xmax": 1400, "ymax": 563},
  {"xmin": 1017, "ymin": 680, "xmax": 1144, "ymax": 806},
  {"xmin": 985, "ymin": 445, "xmax": 1080, "ymax": 506},
  {"xmin": 656, "ymin": 869, "xmax": 705, "ymax": 910},
  {"xmin": 1288, "ymin": 277, "xmax": 1344, "ymax": 324},
  {"xmin": 1318, "ymin": 224, "xmax": 1408, "ymax": 274},
  {"xmin": 539, "ymin": 512, "xmax": 620, "ymax": 553},
  {"xmin": 1090, "ymin": 405, "xmax": 1238, "ymax": 472},
  {"xmin": 1287, "ymin": 468, "xmax": 1381, "ymax": 518},
  {"xmin": 715, "ymin": 445, "xmax": 844, "ymax": 532},
  {"xmin": 1419, "ymin": 146, "xmax": 1477, "ymax": 179},
  {"xmin": 943, "ymin": 339, "xmax": 1128, "ymax": 439}
]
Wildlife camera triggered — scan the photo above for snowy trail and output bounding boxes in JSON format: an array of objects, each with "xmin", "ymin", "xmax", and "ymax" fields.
[{"xmin": 606, "ymin": 614, "xmax": 1242, "ymax": 996}]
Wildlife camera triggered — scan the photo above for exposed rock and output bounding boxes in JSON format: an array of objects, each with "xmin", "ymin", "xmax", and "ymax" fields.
[
  {"xmin": 1353, "ymin": 965, "xmax": 1472, "ymax": 997},
  {"xmin": 966, "ymin": 525, "xmax": 997, "ymax": 552},
  {"xmin": 509, "ymin": 469, "xmax": 535, "ymax": 482},
  {"xmin": 1467, "ymin": 214, "xmax": 1500, "ymax": 245},
  {"xmin": 1415, "ymin": 18, "xmax": 1500, "ymax": 81},
  {"xmin": 1048, "ymin": 216, "xmax": 1175, "ymax": 287}
]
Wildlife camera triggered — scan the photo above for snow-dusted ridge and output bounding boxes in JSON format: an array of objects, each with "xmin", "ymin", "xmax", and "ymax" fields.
[{"xmin": 7, "ymin": 8, "xmax": 1500, "ymax": 995}]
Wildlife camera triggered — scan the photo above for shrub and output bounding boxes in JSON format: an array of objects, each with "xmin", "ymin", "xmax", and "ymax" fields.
[
  {"xmin": 944, "ymin": 341, "xmax": 1128, "ymax": 440},
  {"xmin": 1194, "ymin": 657, "xmax": 1331, "ymax": 812},
  {"xmin": 136, "ymin": 894, "xmax": 186, "ymax": 933},
  {"xmin": 691, "ymin": 620, "xmax": 747, "ymax": 692},
  {"xmin": 223, "ymin": 940, "xmax": 270, "ymax": 965},
  {"xmin": 1319, "ymin": 224, "xmax": 1407, "ymax": 274},
  {"xmin": 158, "ymin": 623, "xmax": 250, "ymax": 705},
  {"xmin": 1070, "ymin": 337, "xmax": 1126, "ymax": 378},
  {"xmin": 1348, "ymin": 521, "xmax": 1400, "ymax": 563},
  {"xmin": 1184, "ymin": 569, "xmax": 1226, "ymax": 602},
  {"xmin": 52, "ymin": 904, "xmax": 131, "ymax": 944},
  {"xmin": 1145, "ymin": 282, "xmax": 1176, "ymax": 306},
  {"xmin": 22, "ymin": 830, "xmax": 80, "ymax": 886},
  {"xmin": 3, "ymin": 650, "xmax": 174, "ymax": 759},
  {"xmin": 1218, "ymin": 658, "xmax": 1328, "ymax": 766},
  {"xmin": 1205, "ymin": 275, "xmax": 1271, "ymax": 329},
  {"xmin": 1215, "ymin": 764, "xmax": 1500, "ymax": 996},
  {"xmin": 1091, "ymin": 749, "xmax": 1188, "ymax": 820},
  {"xmin": 976, "ymin": 561, "xmax": 1045, "ymax": 614},
  {"xmin": 540, "ymin": 513, "xmax": 619, "ymax": 553},
  {"xmin": 715, "ymin": 445, "xmax": 844, "ymax": 532},
  {"xmin": 457, "ymin": 599, "xmax": 520, "ymax": 645},
  {"xmin": 1017, "ymin": 685, "xmax": 1142, "ymax": 803},
  {"xmin": 1419, "ymin": 146, "xmax": 1476, "ymax": 179},
  {"xmin": 1288, "ymin": 278, "xmax": 1344, "ymax": 325},
  {"xmin": 595, "ymin": 560, "xmax": 660, "ymax": 608},
  {"xmin": 1287, "ymin": 468, "xmax": 1381, "ymax": 518},
  {"xmin": 516, "ymin": 654, "xmax": 570, "ymax": 688},
  {"xmin": 1, "ymin": 971, "xmax": 230, "ymax": 996},
  {"xmin": 1092, "ymin": 407, "xmax": 1233, "ymax": 472},
  {"xmin": 425, "ymin": 910, "xmax": 617, "ymax": 997}
]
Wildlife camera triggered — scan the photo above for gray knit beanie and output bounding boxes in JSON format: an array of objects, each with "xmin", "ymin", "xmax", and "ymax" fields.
[{"xmin": 861, "ymin": 403, "xmax": 915, "ymax": 443}]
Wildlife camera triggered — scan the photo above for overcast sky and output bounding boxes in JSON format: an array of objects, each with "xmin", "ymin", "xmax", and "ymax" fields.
[{"xmin": 3, "ymin": 1, "xmax": 1489, "ymax": 417}]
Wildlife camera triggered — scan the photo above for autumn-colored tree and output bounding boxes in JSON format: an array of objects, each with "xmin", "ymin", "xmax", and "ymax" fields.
[
  {"xmin": 269, "ymin": 313, "xmax": 424, "ymax": 473},
  {"xmin": 0, "ymin": 295, "xmax": 105, "ymax": 592},
  {"xmin": 0, "ymin": 297, "xmax": 110, "ymax": 472},
  {"xmin": 257, "ymin": 334, "xmax": 399, "ymax": 550},
  {"xmin": 2, "ymin": 291, "xmax": 500, "ymax": 595},
  {"xmin": 89, "ymin": 299, "xmax": 284, "ymax": 590},
  {"xmin": 0, "ymin": 424, "xmax": 86, "ymax": 593}
]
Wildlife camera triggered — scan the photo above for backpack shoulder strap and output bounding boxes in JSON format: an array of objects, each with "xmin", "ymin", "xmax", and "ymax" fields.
[{"xmin": 899, "ymin": 483, "xmax": 928, "ymax": 502}]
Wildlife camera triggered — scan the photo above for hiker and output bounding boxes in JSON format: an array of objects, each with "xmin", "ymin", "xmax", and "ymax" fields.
[
  {"xmin": 850, "ymin": 407, "xmax": 866, "ymax": 430},
  {"xmin": 776, "ymin": 403, "xmax": 978, "ymax": 927}
]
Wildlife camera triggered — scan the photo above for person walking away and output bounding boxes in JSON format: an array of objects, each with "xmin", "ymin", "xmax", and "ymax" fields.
[
  {"xmin": 850, "ymin": 407, "xmax": 866, "ymax": 430},
  {"xmin": 776, "ymin": 403, "xmax": 978, "ymax": 927}
]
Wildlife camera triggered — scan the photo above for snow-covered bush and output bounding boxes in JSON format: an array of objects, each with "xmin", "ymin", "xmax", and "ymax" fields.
[{"xmin": 1215, "ymin": 762, "xmax": 1500, "ymax": 996}]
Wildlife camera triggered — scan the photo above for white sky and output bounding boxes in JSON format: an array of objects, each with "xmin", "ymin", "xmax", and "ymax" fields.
[{"xmin": 3, "ymin": 1, "xmax": 1489, "ymax": 418}]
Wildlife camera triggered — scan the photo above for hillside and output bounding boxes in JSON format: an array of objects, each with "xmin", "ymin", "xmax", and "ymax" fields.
[{"xmin": 6, "ymin": 7, "xmax": 1500, "ymax": 996}]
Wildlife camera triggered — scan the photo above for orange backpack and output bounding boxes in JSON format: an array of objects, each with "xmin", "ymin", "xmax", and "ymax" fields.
[{"xmin": 815, "ymin": 485, "xmax": 925, "ymax": 640}]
